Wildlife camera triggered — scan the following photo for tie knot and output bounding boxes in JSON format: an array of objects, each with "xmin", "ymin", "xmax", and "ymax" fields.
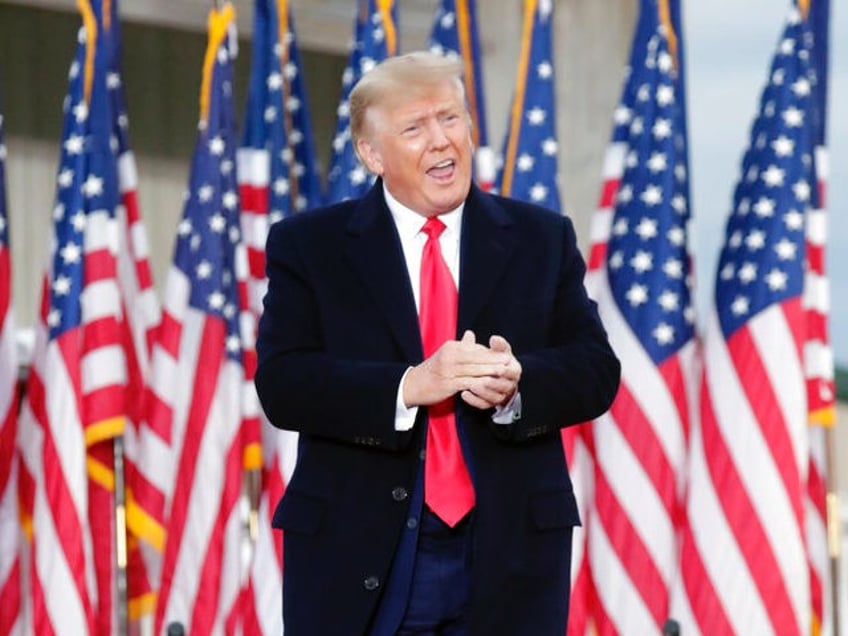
[{"xmin": 421, "ymin": 217, "xmax": 447, "ymax": 241}]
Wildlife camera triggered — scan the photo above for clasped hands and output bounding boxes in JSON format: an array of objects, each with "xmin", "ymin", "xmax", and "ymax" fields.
[{"xmin": 403, "ymin": 330, "xmax": 522, "ymax": 410}]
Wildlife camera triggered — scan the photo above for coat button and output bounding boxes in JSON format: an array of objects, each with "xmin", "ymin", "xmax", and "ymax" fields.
[
  {"xmin": 363, "ymin": 575, "xmax": 380, "ymax": 591},
  {"xmin": 391, "ymin": 487, "xmax": 408, "ymax": 502}
]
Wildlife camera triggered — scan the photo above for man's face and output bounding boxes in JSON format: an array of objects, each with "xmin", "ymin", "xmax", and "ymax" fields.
[{"xmin": 357, "ymin": 80, "xmax": 474, "ymax": 218}]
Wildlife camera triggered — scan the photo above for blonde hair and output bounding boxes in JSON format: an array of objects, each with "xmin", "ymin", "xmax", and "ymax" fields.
[{"xmin": 349, "ymin": 51, "xmax": 467, "ymax": 148}]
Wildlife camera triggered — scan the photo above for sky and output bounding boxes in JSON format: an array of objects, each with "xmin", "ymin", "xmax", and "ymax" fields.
[{"xmin": 685, "ymin": 0, "xmax": 847, "ymax": 368}]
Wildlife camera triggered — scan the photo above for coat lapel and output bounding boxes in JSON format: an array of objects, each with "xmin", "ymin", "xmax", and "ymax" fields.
[
  {"xmin": 458, "ymin": 185, "xmax": 516, "ymax": 332},
  {"xmin": 345, "ymin": 182, "xmax": 423, "ymax": 361}
]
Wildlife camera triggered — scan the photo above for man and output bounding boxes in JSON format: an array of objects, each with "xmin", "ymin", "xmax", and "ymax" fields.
[{"xmin": 255, "ymin": 51, "xmax": 620, "ymax": 636}]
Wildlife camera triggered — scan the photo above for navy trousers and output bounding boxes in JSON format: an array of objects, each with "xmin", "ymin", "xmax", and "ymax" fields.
[{"xmin": 394, "ymin": 508, "xmax": 473, "ymax": 636}]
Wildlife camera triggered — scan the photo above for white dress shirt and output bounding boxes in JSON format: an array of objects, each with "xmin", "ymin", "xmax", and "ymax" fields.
[{"xmin": 382, "ymin": 185, "xmax": 519, "ymax": 431}]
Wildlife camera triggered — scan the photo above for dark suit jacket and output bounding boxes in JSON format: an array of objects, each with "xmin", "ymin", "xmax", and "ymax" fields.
[{"xmin": 255, "ymin": 181, "xmax": 620, "ymax": 636}]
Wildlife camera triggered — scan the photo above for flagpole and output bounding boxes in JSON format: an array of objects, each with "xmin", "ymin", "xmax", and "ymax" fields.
[
  {"xmin": 825, "ymin": 425, "xmax": 842, "ymax": 634},
  {"xmin": 114, "ymin": 435, "xmax": 129, "ymax": 636}
]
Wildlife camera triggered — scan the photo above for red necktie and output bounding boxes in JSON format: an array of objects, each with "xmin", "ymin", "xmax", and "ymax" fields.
[{"xmin": 419, "ymin": 217, "xmax": 475, "ymax": 527}]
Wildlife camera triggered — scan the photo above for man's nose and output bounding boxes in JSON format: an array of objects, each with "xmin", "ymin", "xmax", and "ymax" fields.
[{"xmin": 426, "ymin": 120, "xmax": 450, "ymax": 148}]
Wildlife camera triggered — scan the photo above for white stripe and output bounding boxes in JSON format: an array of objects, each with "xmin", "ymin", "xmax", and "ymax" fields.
[
  {"xmin": 703, "ymin": 309, "xmax": 809, "ymax": 629},
  {"xmin": 85, "ymin": 210, "xmax": 119, "ymax": 254},
  {"xmin": 163, "ymin": 267, "xmax": 190, "ymax": 318},
  {"xmin": 589, "ymin": 208, "xmax": 613, "ymax": 247},
  {"xmin": 591, "ymin": 275, "xmax": 687, "ymax": 465},
  {"xmin": 814, "ymin": 146, "xmax": 829, "ymax": 180},
  {"xmin": 118, "ymin": 151, "xmax": 139, "ymax": 193},
  {"xmin": 602, "ymin": 142, "xmax": 626, "ymax": 179},
  {"xmin": 806, "ymin": 208, "xmax": 826, "ymax": 246},
  {"xmin": 81, "ymin": 345, "xmax": 127, "ymax": 393},
  {"xmin": 80, "ymin": 279, "xmax": 121, "ymax": 324},
  {"xmin": 588, "ymin": 513, "xmax": 656, "ymax": 634},
  {"xmin": 161, "ymin": 360, "xmax": 243, "ymax": 632},
  {"xmin": 804, "ymin": 340, "xmax": 835, "ymax": 381},
  {"xmin": 240, "ymin": 311, "xmax": 256, "ymax": 348},
  {"xmin": 251, "ymin": 495, "xmax": 283, "ymax": 635},
  {"xmin": 130, "ymin": 221, "xmax": 152, "ymax": 262},
  {"xmin": 241, "ymin": 212, "xmax": 271, "ymax": 250},
  {"xmin": 680, "ymin": 397, "xmax": 774, "ymax": 635},
  {"xmin": 802, "ymin": 270, "xmax": 830, "ymax": 313},
  {"xmin": 43, "ymin": 344, "xmax": 90, "ymax": 517},
  {"xmin": 236, "ymin": 147, "xmax": 270, "ymax": 188},
  {"xmin": 749, "ymin": 306, "xmax": 807, "ymax": 469},
  {"xmin": 596, "ymin": 410, "xmax": 675, "ymax": 579}
]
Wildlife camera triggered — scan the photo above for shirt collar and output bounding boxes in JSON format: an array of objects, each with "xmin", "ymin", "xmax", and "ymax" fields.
[{"xmin": 382, "ymin": 183, "xmax": 464, "ymax": 242}]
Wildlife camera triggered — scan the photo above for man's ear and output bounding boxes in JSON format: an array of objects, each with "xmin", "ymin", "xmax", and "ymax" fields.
[{"xmin": 356, "ymin": 138, "xmax": 383, "ymax": 176}]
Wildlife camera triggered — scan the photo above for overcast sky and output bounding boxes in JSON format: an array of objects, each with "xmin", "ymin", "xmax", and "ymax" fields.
[{"xmin": 684, "ymin": 0, "xmax": 847, "ymax": 367}]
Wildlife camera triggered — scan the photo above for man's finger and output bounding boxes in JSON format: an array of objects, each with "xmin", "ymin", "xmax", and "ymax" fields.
[
  {"xmin": 489, "ymin": 334, "xmax": 511, "ymax": 354},
  {"xmin": 461, "ymin": 329, "xmax": 476, "ymax": 344}
]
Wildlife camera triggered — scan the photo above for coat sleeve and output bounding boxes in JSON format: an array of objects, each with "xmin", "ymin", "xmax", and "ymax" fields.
[
  {"xmin": 500, "ymin": 216, "xmax": 620, "ymax": 443},
  {"xmin": 255, "ymin": 218, "xmax": 414, "ymax": 451}
]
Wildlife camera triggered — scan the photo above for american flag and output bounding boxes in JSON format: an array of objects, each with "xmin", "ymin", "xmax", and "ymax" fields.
[
  {"xmin": 801, "ymin": 1, "xmax": 835, "ymax": 633},
  {"xmin": 494, "ymin": 0, "xmax": 560, "ymax": 211},
  {"xmin": 427, "ymin": 0, "xmax": 495, "ymax": 190},
  {"xmin": 96, "ymin": 1, "xmax": 163, "ymax": 629},
  {"xmin": 237, "ymin": 0, "xmax": 319, "ymax": 632},
  {"xmin": 150, "ymin": 4, "xmax": 258, "ymax": 633},
  {"xmin": 325, "ymin": 0, "xmax": 398, "ymax": 203},
  {"xmin": 674, "ymin": 6, "xmax": 819, "ymax": 633},
  {"xmin": 0, "ymin": 90, "xmax": 22, "ymax": 636},
  {"xmin": 17, "ymin": 1, "xmax": 129, "ymax": 632},
  {"xmin": 577, "ymin": 1, "xmax": 695, "ymax": 631}
]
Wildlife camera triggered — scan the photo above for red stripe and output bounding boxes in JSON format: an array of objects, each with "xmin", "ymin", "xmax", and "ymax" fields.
[
  {"xmin": 27, "ymin": 366, "xmax": 96, "ymax": 632},
  {"xmin": 805, "ymin": 241, "xmax": 824, "ymax": 273},
  {"xmin": 157, "ymin": 311, "xmax": 183, "ymax": 359},
  {"xmin": 699, "ymin": 370, "xmax": 800, "ymax": 634},
  {"xmin": 598, "ymin": 177, "xmax": 620, "ymax": 209},
  {"xmin": 135, "ymin": 258, "xmax": 154, "ymax": 291},
  {"xmin": 239, "ymin": 184, "xmax": 269, "ymax": 214},
  {"xmin": 81, "ymin": 316, "xmax": 122, "ymax": 352},
  {"xmin": 122, "ymin": 189, "xmax": 141, "ymax": 225},
  {"xmin": 0, "ymin": 406, "xmax": 17, "ymax": 496},
  {"xmin": 143, "ymin": 388, "xmax": 173, "ymax": 442},
  {"xmin": 678, "ymin": 514, "xmax": 734, "ymax": 634},
  {"xmin": 124, "ymin": 461, "xmax": 166, "ymax": 526},
  {"xmin": 660, "ymin": 355, "xmax": 690, "ymax": 443},
  {"xmin": 83, "ymin": 385, "xmax": 126, "ymax": 431},
  {"xmin": 587, "ymin": 242, "xmax": 608, "ymax": 271},
  {"xmin": 29, "ymin": 542, "xmax": 57, "ymax": 636},
  {"xmin": 608, "ymin": 384, "xmax": 678, "ymax": 518},
  {"xmin": 190, "ymin": 427, "xmax": 244, "ymax": 633},
  {"xmin": 805, "ymin": 309, "xmax": 828, "ymax": 342},
  {"xmin": 84, "ymin": 248, "xmax": 117, "ymax": 284},
  {"xmin": 247, "ymin": 246, "xmax": 266, "ymax": 279},
  {"xmin": 729, "ymin": 318, "xmax": 804, "ymax": 528},
  {"xmin": 0, "ymin": 251, "xmax": 10, "ymax": 319},
  {"xmin": 0, "ymin": 558, "xmax": 21, "ymax": 634},
  {"xmin": 154, "ymin": 317, "xmax": 226, "ymax": 634},
  {"xmin": 592, "ymin": 454, "xmax": 668, "ymax": 630},
  {"xmin": 88, "ymin": 442, "xmax": 115, "ymax": 636}
]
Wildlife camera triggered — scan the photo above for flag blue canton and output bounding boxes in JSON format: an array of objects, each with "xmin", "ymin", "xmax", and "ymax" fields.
[
  {"xmin": 606, "ymin": 25, "xmax": 694, "ymax": 364},
  {"xmin": 715, "ymin": 9, "xmax": 814, "ymax": 339},
  {"xmin": 174, "ymin": 36, "xmax": 243, "ymax": 362},
  {"xmin": 243, "ymin": 0, "xmax": 323, "ymax": 219},
  {"xmin": 49, "ymin": 19, "xmax": 120, "ymax": 340},
  {"xmin": 326, "ymin": 0, "xmax": 397, "ymax": 203},
  {"xmin": 427, "ymin": 0, "xmax": 488, "ymax": 148},
  {"xmin": 496, "ymin": 0, "xmax": 560, "ymax": 212}
]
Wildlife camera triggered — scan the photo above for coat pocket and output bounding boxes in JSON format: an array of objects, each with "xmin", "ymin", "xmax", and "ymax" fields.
[
  {"xmin": 271, "ymin": 490, "xmax": 326, "ymax": 535},
  {"xmin": 529, "ymin": 488, "xmax": 581, "ymax": 530}
]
